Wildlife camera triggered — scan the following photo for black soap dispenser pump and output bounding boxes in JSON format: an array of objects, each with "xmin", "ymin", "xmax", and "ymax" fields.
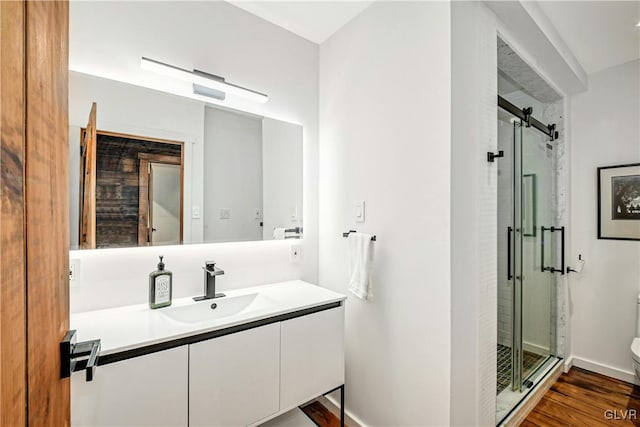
[{"xmin": 149, "ymin": 256, "xmax": 172, "ymax": 309}]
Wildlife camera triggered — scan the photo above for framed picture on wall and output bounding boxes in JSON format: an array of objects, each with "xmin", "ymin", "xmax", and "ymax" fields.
[{"xmin": 598, "ymin": 163, "xmax": 640, "ymax": 240}]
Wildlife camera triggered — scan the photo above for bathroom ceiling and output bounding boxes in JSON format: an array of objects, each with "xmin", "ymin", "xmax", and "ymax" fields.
[
  {"xmin": 498, "ymin": 38, "xmax": 562, "ymax": 103},
  {"xmin": 538, "ymin": 1, "xmax": 640, "ymax": 74},
  {"xmin": 226, "ymin": 1, "xmax": 373, "ymax": 44}
]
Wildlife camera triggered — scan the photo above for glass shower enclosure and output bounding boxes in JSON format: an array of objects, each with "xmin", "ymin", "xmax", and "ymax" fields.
[{"xmin": 496, "ymin": 98, "xmax": 562, "ymax": 422}]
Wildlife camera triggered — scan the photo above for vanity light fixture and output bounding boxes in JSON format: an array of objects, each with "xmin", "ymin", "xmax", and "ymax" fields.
[{"xmin": 140, "ymin": 57, "xmax": 268, "ymax": 103}]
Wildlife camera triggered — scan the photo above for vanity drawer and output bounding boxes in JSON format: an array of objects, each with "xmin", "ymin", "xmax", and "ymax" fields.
[
  {"xmin": 280, "ymin": 306, "xmax": 345, "ymax": 410},
  {"xmin": 189, "ymin": 322, "xmax": 280, "ymax": 427},
  {"xmin": 71, "ymin": 346, "xmax": 188, "ymax": 427}
]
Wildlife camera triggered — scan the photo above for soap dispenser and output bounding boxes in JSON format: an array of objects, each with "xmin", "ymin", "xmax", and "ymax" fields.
[{"xmin": 149, "ymin": 256, "xmax": 172, "ymax": 309}]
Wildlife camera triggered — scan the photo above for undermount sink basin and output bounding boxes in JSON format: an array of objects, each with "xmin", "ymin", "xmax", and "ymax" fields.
[{"xmin": 161, "ymin": 293, "xmax": 273, "ymax": 324}]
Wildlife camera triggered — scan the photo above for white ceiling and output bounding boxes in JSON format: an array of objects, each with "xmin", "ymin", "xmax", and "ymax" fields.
[
  {"xmin": 226, "ymin": 1, "xmax": 373, "ymax": 44},
  {"xmin": 498, "ymin": 38, "xmax": 562, "ymax": 103},
  {"xmin": 538, "ymin": 1, "xmax": 640, "ymax": 74}
]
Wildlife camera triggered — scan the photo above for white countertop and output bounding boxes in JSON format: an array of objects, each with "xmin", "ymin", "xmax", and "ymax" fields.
[{"xmin": 71, "ymin": 280, "xmax": 346, "ymax": 355}]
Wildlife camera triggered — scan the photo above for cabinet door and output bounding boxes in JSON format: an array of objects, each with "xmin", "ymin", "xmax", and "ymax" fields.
[
  {"xmin": 71, "ymin": 346, "xmax": 188, "ymax": 426},
  {"xmin": 189, "ymin": 323, "xmax": 280, "ymax": 427},
  {"xmin": 280, "ymin": 306, "xmax": 345, "ymax": 410}
]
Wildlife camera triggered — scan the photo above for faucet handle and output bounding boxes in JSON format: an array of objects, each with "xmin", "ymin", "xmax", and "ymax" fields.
[{"xmin": 204, "ymin": 261, "xmax": 224, "ymax": 276}]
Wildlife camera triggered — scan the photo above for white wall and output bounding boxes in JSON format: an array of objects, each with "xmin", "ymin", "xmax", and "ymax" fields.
[
  {"xmin": 68, "ymin": 0, "xmax": 319, "ymax": 304},
  {"xmin": 569, "ymin": 59, "xmax": 640, "ymax": 382},
  {"xmin": 450, "ymin": 2, "xmax": 498, "ymax": 425},
  {"xmin": 262, "ymin": 118, "xmax": 303, "ymax": 240},
  {"xmin": 203, "ymin": 107, "xmax": 263, "ymax": 243},
  {"xmin": 70, "ymin": 241, "xmax": 302, "ymax": 313},
  {"xmin": 319, "ymin": 2, "xmax": 451, "ymax": 425}
]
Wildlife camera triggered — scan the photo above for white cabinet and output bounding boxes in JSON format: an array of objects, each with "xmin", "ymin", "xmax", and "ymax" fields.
[
  {"xmin": 71, "ymin": 346, "xmax": 188, "ymax": 427},
  {"xmin": 280, "ymin": 306, "xmax": 345, "ymax": 410},
  {"xmin": 189, "ymin": 323, "xmax": 281, "ymax": 427},
  {"xmin": 71, "ymin": 304, "xmax": 345, "ymax": 427}
]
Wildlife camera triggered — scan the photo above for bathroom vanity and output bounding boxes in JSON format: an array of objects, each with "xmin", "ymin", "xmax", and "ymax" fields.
[{"xmin": 70, "ymin": 281, "xmax": 346, "ymax": 426}]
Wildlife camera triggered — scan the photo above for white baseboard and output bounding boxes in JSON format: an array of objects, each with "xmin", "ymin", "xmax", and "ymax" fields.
[
  {"xmin": 564, "ymin": 356, "xmax": 573, "ymax": 373},
  {"xmin": 571, "ymin": 355, "xmax": 639, "ymax": 385},
  {"xmin": 321, "ymin": 395, "xmax": 368, "ymax": 427}
]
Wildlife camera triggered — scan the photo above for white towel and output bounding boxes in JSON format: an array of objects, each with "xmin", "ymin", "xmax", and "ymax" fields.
[
  {"xmin": 273, "ymin": 227, "xmax": 286, "ymax": 240},
  {"xmin": 347, "ymin": 233, "xmax": 373, "ymax": 300}
]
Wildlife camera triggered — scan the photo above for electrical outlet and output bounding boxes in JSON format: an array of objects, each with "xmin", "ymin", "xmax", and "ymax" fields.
[
  {"xmin": 69, "ymin": 259, "xmax": 80, "ymax": 284},
  {"xmin": 220, "ymin": 208, "xmax": 231, "ymax": 220},
  {"xmin": 290, "ymin": 244, "xmax": 302, "ymax": 263}
]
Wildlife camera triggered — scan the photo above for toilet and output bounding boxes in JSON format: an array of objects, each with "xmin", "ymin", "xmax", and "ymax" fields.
[{"xmin": 631, "ymin": 294, "xmax": 640, "ymax": 378}]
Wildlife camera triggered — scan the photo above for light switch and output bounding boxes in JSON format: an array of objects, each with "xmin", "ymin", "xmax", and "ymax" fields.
[
  {"xmin": 355, "ymin": 200, "xmax": 365, "ymax": 223},
  {"xmin": 220, "ymin": 208, "xmax": 231, "ymax": 220},
  {"xmin": 255, "ymin": 208, "xmax": 262, "ymax": 219},
  {"xmin": 290, "ymin": 206, "xmax": 298, "ymax": 221},
  {"xmin": 192, "ymin": 205, "xmax": 201, "ymax": 219},
  {"xmin": 69, "ymin": 259, "xmax": 80, "ymax": 284}
]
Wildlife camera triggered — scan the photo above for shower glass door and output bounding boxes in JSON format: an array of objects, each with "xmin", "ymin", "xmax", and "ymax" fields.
[{"xmin": 513, "ymin": 124, "xmax": 555, "ymax": 392}]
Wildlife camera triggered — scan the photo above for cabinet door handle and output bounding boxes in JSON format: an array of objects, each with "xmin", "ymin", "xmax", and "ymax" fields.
[
  {"xmin": 507, "ymin": 226, "xmax": 513, "ymax": 280},
  {"xmin": 541, "ymin": 226, "xmax": 546, "ymax": 273},
  {"xmin": 540, "ymin": 226, "xmax": 565, "ymax": 275}
]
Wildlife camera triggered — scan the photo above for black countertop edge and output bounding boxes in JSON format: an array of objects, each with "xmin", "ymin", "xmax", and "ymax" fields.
[{"xmin": 97, "ymin": 300, "xmax": 343, "ymax": 366}]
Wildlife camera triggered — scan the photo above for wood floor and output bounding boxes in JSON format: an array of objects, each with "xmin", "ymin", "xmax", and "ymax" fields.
[
  {"xmin": 300, "ymin": 401, "xmax": 344, "ymax": 427},
  {"xmin": 301, "ymin": 368, "xmax": 640, "ymax": 427},
  {"xmin": 524, "ymin": 367, "xmax": 640, "ymax": 426}
]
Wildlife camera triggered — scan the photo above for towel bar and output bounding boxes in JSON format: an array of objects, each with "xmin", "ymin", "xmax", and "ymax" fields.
[{"xmin": 342, "ymin": 230, "xmax": 376, "ymax": 241}]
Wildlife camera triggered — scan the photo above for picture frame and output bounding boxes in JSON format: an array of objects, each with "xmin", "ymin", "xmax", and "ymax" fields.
[
  {"xmin": 523, "ymin": 174, "xmax": 537, "ymax": 237},
  {"xmin": 597, "ymin": 163, "xmax": 640, "ymax": 241}
]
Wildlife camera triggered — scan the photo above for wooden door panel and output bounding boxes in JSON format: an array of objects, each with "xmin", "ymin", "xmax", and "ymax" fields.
[
  {"xmin": 80, "ymin": 102, "xmax": 97, "ymax": 249},
  {"xmin": 1, "ymin": 2, "xmax": 70, "ymax": 425},
  {"xmin": 25, "ymin": 1, "xmax": 70, "ymax": 425},
  {"xmin": 138, "ymin": 159, "xmax": 150, "ymax": 245},
  {"xmin": 0, "ymin": 1, "xmax": 27, "ymax": 425}
]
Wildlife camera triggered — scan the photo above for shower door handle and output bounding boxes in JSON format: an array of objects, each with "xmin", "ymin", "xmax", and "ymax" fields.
[
  {"xmin": 541, "ymin": 226, "xmax": 565, "ymax": 275},
  {"xmin": 507, "ymin": 226, "xmax": 513, "ymax": 280}
]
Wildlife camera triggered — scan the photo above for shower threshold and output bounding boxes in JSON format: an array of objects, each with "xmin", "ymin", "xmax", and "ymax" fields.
[
  {"xmin": 496, "ymin": 344, "xmax": 547, "ymax": 395},
  {"xmin": 496, "ymin": 356, "xmax": 563, "ymax": 425}
]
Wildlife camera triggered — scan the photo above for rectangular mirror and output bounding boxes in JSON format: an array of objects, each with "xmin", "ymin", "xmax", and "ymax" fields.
[{"xmin": 69, "ymin": 72, "xmax": 303, "ymax": 249}]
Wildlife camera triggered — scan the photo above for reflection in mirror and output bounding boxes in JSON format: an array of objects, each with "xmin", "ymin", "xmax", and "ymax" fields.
[
  {"xmin": 69, "ymin": 72, "xmax": 303, "ymax": 250},
  {"xmin": 81, "ymin": 129, "xmax": 184, "ymax": 249}
]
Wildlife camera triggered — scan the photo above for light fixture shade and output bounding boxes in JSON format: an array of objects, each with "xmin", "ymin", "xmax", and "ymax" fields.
[
  {"xmin": 193, "ymin": 84, "xmax": 226, "ymax": 101},
  {"xmin": 140, "ymin": 57, "xmax": 268, "ymax": 103}
]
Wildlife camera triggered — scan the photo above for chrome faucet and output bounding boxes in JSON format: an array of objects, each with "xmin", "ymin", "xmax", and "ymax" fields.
[{"xmin": 193, "ymin": 261, "xmax": 225, "ymax": 301}]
